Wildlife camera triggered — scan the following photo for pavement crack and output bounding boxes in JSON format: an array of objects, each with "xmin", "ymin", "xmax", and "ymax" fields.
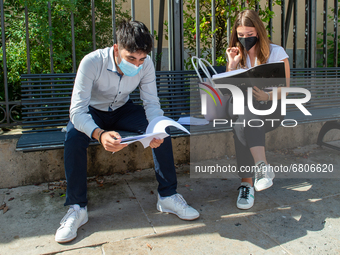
[
  {"xmin": 272, "ymin": 192, "xmax": 340, "ymax": 209},
  {"xmin": 221, "ymin": 192, "xmax": 340, "ymax": 220},
  {"xmin": 124, "ymin": 179, "xmax": 157, "ymax": 234},
  {"xmin": 41, "ymin": 242, "xmax": 108, "ymax": 255}
]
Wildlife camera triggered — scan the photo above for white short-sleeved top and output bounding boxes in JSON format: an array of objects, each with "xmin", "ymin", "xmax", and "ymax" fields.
[{"xmin": 246, "ymin": 43, "xmax": 289, "ymax": 68}]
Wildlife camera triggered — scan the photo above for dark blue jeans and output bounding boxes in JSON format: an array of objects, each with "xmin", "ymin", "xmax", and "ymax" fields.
[{"xmin": 64, "ymin": 100, "xmax": 177, "ymax": 207}]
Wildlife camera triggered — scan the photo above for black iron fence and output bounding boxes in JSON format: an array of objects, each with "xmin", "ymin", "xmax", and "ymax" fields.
[{"xmin": 0, "ymin": 0, "xmax": 339, "ymax": 128}]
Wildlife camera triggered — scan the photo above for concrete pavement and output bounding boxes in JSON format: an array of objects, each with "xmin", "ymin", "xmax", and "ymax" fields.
[{"xmin": 1, "ymin": 141, "xmax": 340, "ymax": 255}]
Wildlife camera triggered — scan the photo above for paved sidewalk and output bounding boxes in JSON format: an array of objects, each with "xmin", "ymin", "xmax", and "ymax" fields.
[{"xmin": 1, "ymin": 142, "xmax": 340, "ymax": 255}]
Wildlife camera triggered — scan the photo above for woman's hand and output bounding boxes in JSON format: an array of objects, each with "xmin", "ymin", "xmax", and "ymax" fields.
[
  {"xmin": 253, "ymin": 86, "xmax": 270, "ymax": 102},
  {"xmin": 226, "ymin": 47, "xmax": 242, "ymax": 70}
]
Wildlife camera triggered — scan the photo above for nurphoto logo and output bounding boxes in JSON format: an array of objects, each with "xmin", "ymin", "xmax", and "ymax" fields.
[
  {"xmin": 199, "ymin": 83, "xmax": 223, "ymax": 115},
  {"xmin": 200, "ymin": 84, "xmax": 312, "ymax": 128}
]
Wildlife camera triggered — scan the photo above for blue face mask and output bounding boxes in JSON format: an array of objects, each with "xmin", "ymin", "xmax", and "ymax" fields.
[{"xmin": 118, "ymin": 52, "xmax": 143, "ymax": 77}]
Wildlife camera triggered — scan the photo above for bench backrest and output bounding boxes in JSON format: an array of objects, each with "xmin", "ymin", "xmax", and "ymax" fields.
[
  {"xmin": 21, "ymin": 67, "xmax": 340, "ymax": 133},
  {"xmin": 20, "ymin": 71, "xmax": 199, "ymax": 133},
  {"xmin": 289, "ymin": 68, "xmax": 340, "ymax": 110}
]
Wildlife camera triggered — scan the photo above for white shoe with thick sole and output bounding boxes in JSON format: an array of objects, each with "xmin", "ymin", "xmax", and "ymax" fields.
[
  {"xmin": 55, "ymin": 204, "xmax": 88, "ymax": 243},
  {"xmin": 254, "ymin": 161, "xmax": 275, "ymax": 191},
  {"xmin": 157, "ymin": 193, "xmax": 200, "ymax": 220}
]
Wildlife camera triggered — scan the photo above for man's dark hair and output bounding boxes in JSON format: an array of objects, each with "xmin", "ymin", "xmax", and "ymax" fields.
[{"xmin": 116, "ymin": 20, "xmax": 153, "ymax": 54}]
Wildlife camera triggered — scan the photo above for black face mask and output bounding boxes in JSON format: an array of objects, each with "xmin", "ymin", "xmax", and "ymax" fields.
[{"xmin": 238, "ymin": 36, "xmax": 258, "ymax": 51}]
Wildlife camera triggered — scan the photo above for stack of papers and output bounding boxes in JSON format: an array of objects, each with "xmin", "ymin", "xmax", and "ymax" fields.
[
  {"xmin": 120, "ymin": 116, "xmax": 190, "ymax": 148},
  {"xmin": 177, "ymin": 117, "xmax": 209, "ymax": 126}
]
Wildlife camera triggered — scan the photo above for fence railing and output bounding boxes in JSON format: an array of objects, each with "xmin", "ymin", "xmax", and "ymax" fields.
[{"xmin": 0, "ymin": 0, "xmax": 339, "ymax": 128}]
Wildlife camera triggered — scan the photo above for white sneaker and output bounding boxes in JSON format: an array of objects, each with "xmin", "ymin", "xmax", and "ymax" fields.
[
  {"xmin": 254, "ymin": 161, "xmax": 275, "ymax": 191},
  {"xmin": 236, "ymin": 182, "xmax": 255, "ymax": 210},
  {"xmin": 157, "ymin": 193, "xmax": 200, "ymax": 220},
  {"xmin": 55, "ymin": 204, "xmax": 88, "ymax": 243}
]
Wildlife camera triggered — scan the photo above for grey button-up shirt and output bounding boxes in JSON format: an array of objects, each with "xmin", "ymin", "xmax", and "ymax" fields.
[{"xmin": 70, "ymin": 47, "xmax": 163, "ymax": 138}]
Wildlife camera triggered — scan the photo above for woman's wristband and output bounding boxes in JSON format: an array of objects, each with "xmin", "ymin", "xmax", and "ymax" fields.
[{"xmin": 228, "ymin": 66, "xmax": 236, "ymax": 71}]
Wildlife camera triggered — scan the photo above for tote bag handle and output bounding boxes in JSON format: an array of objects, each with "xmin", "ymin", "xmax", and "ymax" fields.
[{"xmin": 191, "ymin": 56, "xmax": 218, "ymax": 86}]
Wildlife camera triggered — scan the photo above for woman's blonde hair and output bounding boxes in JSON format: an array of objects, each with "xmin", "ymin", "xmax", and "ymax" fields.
[{"xmin": 229, "ymin": 9, "xmax": 271, "ymax": 68}]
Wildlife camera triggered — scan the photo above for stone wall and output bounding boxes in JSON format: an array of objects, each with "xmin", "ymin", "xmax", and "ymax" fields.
[{"xmin": 0, "ymin": 121, "xmax": 339, "ymax": 189}]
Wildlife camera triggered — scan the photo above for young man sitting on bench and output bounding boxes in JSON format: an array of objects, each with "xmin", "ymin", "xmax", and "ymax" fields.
[{"xmin": 55, "ymin": 20, "xmax": 199, "ymax": 243}]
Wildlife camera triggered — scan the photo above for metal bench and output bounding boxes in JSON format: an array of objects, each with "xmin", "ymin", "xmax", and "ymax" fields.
[
  {"xmin": 16, "ymin": 70, "xmax": 229, "ymax": 152},
  {"xmin": 288, "ymin": 68, "xmax": 340, "ymax": 151},
  {"xmin": 16, "ymin": 68, "xmax": 340, "ymax": 152}
]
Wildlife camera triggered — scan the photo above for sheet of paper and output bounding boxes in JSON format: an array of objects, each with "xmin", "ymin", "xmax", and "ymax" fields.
[
  {"xmin": 120, "ymin": 132, "xmax": 169, "ymax": 148},
  {"xmin": 146, "ymin": 116, "xmax": 190, "ymax": 135},
  {"xmin": 177, "ymin": 116, "xmax": 209, "ymax": 126},
  {"xmin": 212, "ymin": 68, "xmax": 246, "ymax": 79},
  {"xmin": 121, "ymin": 135, "xmax": 148, "ymax": 143},
  {"xmin": 118, "ymin": 116, "xmax": 190, "ymax": 149}
]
